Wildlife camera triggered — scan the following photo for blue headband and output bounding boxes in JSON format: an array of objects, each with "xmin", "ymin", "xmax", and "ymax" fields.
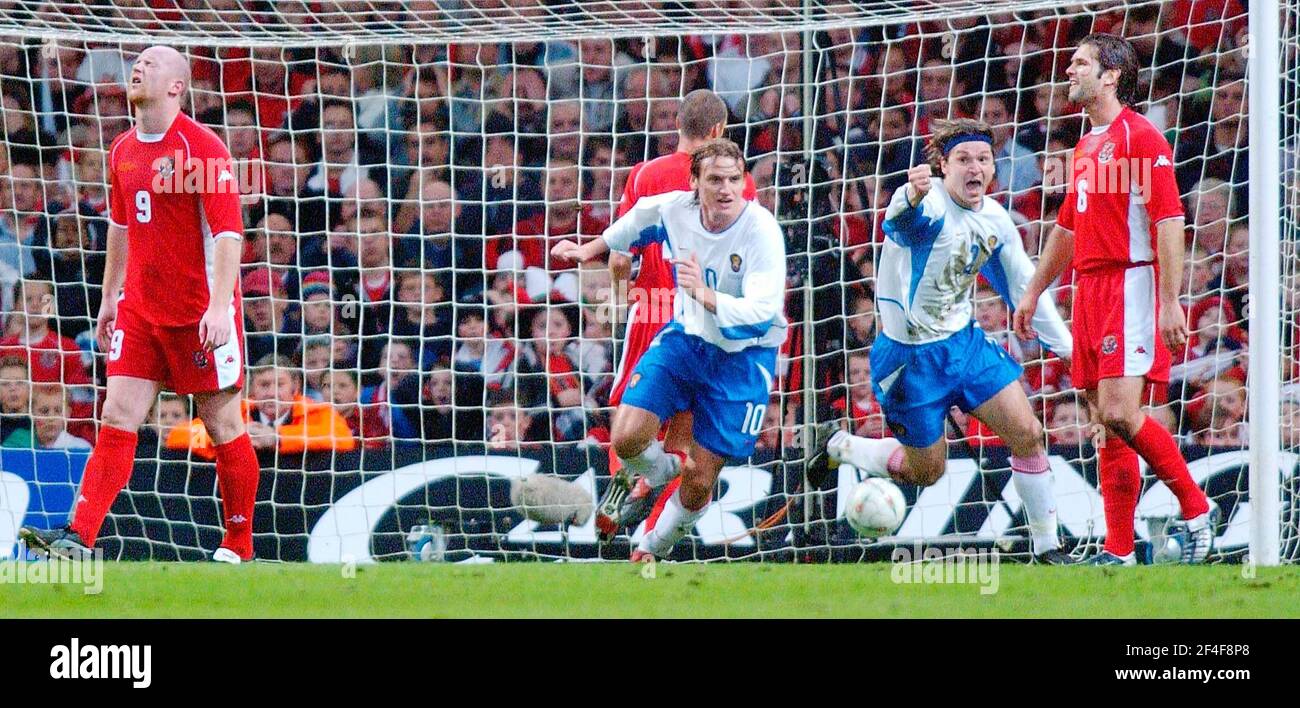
[{"xmin": 941, "ymin": 132, "xmax": 993, "ymax": 156}]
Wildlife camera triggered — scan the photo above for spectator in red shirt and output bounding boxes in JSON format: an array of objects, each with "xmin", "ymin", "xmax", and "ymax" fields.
[
  {"xmin": 831, "ymin": 350, "xmax": 888, "ymax": 438},
  {"xmin": 493, "ymin": 160, "xmax": 609, "ymax": 271},
  {"xmin": 0, "ymin": 279, "xmax": 91, "ymax": 388}
]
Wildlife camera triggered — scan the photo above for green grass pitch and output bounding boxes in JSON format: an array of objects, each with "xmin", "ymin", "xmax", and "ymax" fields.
[{"xmin": 3, "ymin": 562, "xmax": 1300, "ymax": 618}]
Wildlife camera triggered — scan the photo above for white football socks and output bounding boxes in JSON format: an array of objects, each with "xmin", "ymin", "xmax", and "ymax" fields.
[
  {"xmin": 618, "ymin": 440, "xmax": 681, "ymax": 487},
  {"xmin": 1010, "ymin": 453, "xmax": 1059, "ymax": 555},
  {"xmin": 636, "ymin": 489, "xmax": 705, "ymax": 559},
  {"xmin": 827, "ymin": 431, "xmax": 901, "ymax": 478}
]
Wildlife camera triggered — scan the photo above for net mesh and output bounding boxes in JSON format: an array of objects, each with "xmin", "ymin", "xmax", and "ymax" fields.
[
  {"xmin": 0, "ymin": 0, "xmax": 1292, "ymax": 563},
  {"xmin": 1, "ymin": 1, "xmax": 1097, "ymax": 44}
]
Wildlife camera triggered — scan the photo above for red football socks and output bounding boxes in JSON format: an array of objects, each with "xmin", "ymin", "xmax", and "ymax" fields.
[
  {"xmin": 214, "ymin": 432, "xmax": 260, "ymax": 560},
  {"xmin": 1130, "ymin": 416, "xmax": 1210, "ymax": 521},
  {"xmin": 69, "ymin": 425, "xmax": 138, "ymax": 546},
  {"xmin": 1099, "ymin": 436, "xmax": 1140, "ymax": 557}
]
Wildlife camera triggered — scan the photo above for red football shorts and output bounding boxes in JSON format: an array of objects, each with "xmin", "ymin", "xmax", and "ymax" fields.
[
  {"xmin": 106, "ymin": 303, "xmax": 246, "ymax": 395},
  {"xmin": 1071, "ymin": 265, "xmax": 1171, "ymax": 391}
]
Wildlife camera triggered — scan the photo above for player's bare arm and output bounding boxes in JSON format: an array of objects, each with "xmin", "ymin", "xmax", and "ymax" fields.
[
  {"xmin": 1013, "ymin": 224, "xmax": 1074, "ymax": 340},
  {"xmin": 554, "ymin": 189, "xmax": 678, "ymax": 264},
  {"xmin": 199, "ymin": 236, "xmax": 241, "ymax": 351},
  {"xmin": 1155, "ymin": 217, "xmax": 1190, "ymax": 352},
  {"xmin": 551, "ymin": 236, "xmax": 609, "ymax": 264},
  {"xmin": 96, "ymin": 223, "xmax": 129, "ymax": 352}
]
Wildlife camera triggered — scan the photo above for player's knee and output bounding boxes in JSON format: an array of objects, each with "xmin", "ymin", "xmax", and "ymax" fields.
[
  {"xmin": 203, "ymin": 416, "xmax": 245, "ymax": 446},
  {"xmin": 1097, "ymin": 405, "xmax": 1140, "ymax": 438},
  {"xmin": 611, "ymin": 427, "xmax": 650, "ymax": 460},
  {"xmin": 1008, "ymin": 419, "xmax": 1045, "ymax": 457},
  {"xmin": 99, "ymin": 396, "xmax": 145, "ymax": 432}
]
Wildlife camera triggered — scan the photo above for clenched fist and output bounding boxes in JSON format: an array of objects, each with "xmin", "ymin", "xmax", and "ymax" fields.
[
  {"xmin": 671, "ymin": 252, "xmax": 704, "ymax": 295},
  {"xmin": 906, "ymin": 164, "xmax": 933, "ymax": 206}
]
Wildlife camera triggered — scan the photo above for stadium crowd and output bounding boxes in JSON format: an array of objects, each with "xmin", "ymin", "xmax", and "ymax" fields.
[{"xmin": 0, "ymin": 0, "xmax": 1287, "ymax": 460}]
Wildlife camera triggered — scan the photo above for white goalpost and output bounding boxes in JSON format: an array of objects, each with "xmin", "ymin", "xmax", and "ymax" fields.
[
  {"xmin": 1248, "ymin": 0, "xmax": 1280, "ymax": 567},
  {"xmin": 0, "ymin": 0, "xmax": 1292, "ymax": 565}
]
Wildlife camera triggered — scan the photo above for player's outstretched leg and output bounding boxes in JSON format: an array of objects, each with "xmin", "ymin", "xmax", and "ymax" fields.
[
  {"xmin": 824, "ymin": 429, "xmax": 904, "ymax": 479},
  {"xmin": 21, "ymin": 376, "xmax": 161, "ymax": 557},
  {"xmin": 610, "ymin": 405, "xmax": 685, "ymax": 496},
  {"xmin": 633, "ymin": 450, "xmax": 711, "ymax": 561},
  {"xmin": 812, "ymin": 424, "xmax": 947, "ymax": 488},
  {"xmin": 618, "ymin": 411, "xmax": 693, "ymax": 536},
  {"xmin": 970, "ymin": 381, "xmax": 1073, "ymax": 564}
]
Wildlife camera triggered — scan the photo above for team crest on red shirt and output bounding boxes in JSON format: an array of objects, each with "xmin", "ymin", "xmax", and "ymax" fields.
[
  {"xmin": 1097, "ymin": 141, "xmax": 1115, "ymax": 164},
  {"xmin": 1101, "ymin": 335, "xmax": 1118, "ymax": 355},
  {"xmin": 40, "ymin": 352, "xmax": 58, "ymax": 370},
  {"xmin": 154, "ymin": 155, "xmax": 175, "ymax": 180},
  {"xmin": 193, "ymin": 350, "xmax": 209, "ymax": 369}
]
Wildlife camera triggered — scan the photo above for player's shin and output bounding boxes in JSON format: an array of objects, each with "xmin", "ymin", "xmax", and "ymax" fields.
[
  {"xmin": 826, "ymin": 431, "xmax": 903, "ymax": 478},
  {"xmin": 1009, "ymin": 452, "xmax": 1060, "ymax": 554},
  {"xmin": 636, "ymin": 488, "xmax": 705, "ymax": 559},
  {"xmin": 618, "ymin": 440, "xmax": 684, "ymax": 488},
  {"xmin": 1099, "ymin": 437, "xmax": 1141, "ymax": 559},
  {"xmin": 1129, "ymin": 416, "xmax": 1210, "ymax": 522},
  {"xmin": 69, "ymin": 425, "xmax": 139, "ymax": 546},
  {"xmin": 214, "ymin": 432, "xmax": 260, "ymax": 560}
]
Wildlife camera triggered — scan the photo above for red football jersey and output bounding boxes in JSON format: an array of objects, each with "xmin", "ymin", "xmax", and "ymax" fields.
[
  {"xmin": 108, "ymin": 111, "xmax": 245, "ymax": 327},
  {"xmin": 1057, "ymin": 106, "xmax": 1183, "ymax": 275},
  {"xmin": 615, "ymin": 151, "xmax": 759, "ymax": 298}
]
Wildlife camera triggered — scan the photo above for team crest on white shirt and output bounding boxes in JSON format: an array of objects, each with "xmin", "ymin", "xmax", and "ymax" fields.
[
  {"xmin": 730, "ymin": 253, "xmax": 743, "ymax": 272},
  {"xmin": 1098, "ymin": 141, "xmax": 1115, "ymax": 164}
]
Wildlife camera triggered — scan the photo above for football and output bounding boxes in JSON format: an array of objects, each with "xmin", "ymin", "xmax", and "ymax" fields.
[{"xmin": 844, "ymin": 478, "xmax": 907, "ymax": 537}]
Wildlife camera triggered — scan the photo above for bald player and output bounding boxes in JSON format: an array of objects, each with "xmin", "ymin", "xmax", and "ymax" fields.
[{"xmin": 20, "ymin": 46, "xmax": 260, "ymax": 564}]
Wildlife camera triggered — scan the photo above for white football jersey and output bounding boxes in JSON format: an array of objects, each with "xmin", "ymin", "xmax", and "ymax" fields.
[
  {"xmin": 602, "ymin": 191, "xmax": 788, "ymax": 353},
  {"xmin": 877, "ymin": 178, "xmax": 1072, "ymax": 356}
]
